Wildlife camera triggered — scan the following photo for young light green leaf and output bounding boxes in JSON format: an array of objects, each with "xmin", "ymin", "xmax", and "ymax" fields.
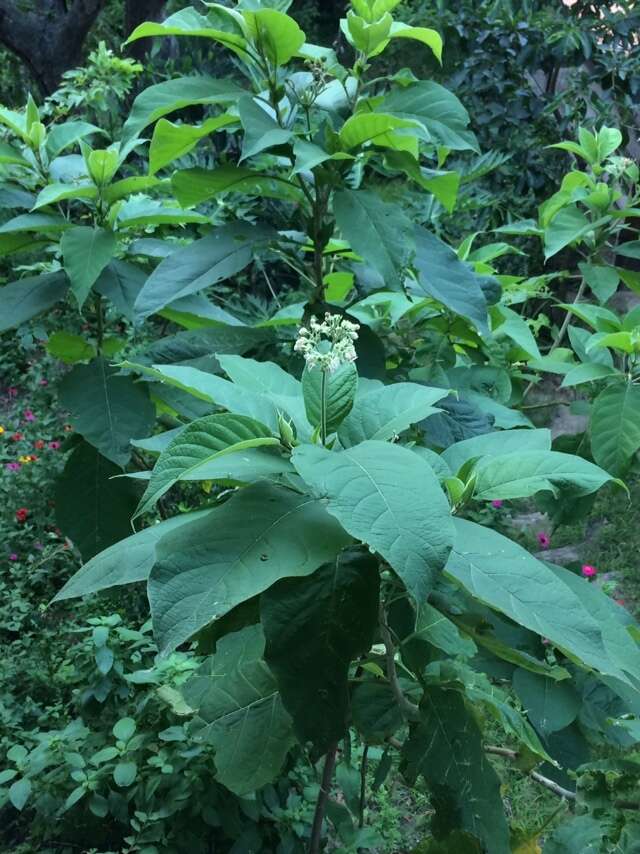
[
  {"xmin": 46, "ymin": 331, "xmax": 96, "ymax": 364},
  {"xmin": 291, "ymin": 441, "xmax": 453, "ymax": 602},
  {"xmin": 148, "ymin": 114, "xmax": 237, "ymax": 175},
  {"xmin": 388, "ymin": 22, "xmax": 442, "ymax": 61},
  {"xmin": 243, "ymin": 9, "xmax": 305, "ymax": 65}
]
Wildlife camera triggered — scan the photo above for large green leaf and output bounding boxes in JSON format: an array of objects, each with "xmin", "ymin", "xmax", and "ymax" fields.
[
  {"xmin": 172, "ymin": 165, "xmax": 301, "ymax": 207},
  {"xmin": 0, "ymin": 271, "xmax": 68, "ymax": 332},
  {"xmin": 243, "ymin": 8, "xmax": 305, "ymax": 65},
  {"xmin": 32, "ymin": 182, "xmax": 98, "ymax": 210},
  {"xmin": 411, "ymin": 227, "xmax": 491, "ymax": 333},
  {"xmin": 60, "ymin": 226, "xmax": 117, "ymax": 308},
  {"xmin": 337, "ymin": 382, "xmax": 446, "ymax": 447},
  {"xmin": 52, "ymin": 509, "xmax": 214, "ymax": 602},
  {"xmin": 445, "ymin": 519, "xmax": 633, "ymax": 684},
  {"xmin": 590, "ymin": 382, "xmax": 640, "ymax": 476},
  {"xmin": 121, "ymin": 75, "xmax": 244, "ymax": 147},
  {"xmin": 122, "ymin": 362, "xmax": 281, "ymax": 431},
  {"xmin": 125, "ymin": 8, "xmax": 248, "ymax": 56},
  {"xmin": 59, "ymin": 358, "xmax": 155, "ymax": 467},
  {"xmin": 291, "ymin": 441, "xmax": 453, "ymax": 602},
  {"xmin": 148, "ymin": 114, "xmax": 238, "ymax": 174},
  {"xmin": 261, "ymin": 550, "xmax": 379, "ymax": 752},
  {"xmin": 334, "ymin": 189, "xmax": 414, "ymax": 291},
  {"xmin": 0, "ymin": 212, "xmax": 71, "ymax": 234},
  {"xmin": 137, "ymin": 324, "xmax": 272, "ymax": 372},
  {"xmin": 149, "ymin": 482, "xmax": 352, "ymax": 654},
  {"xmin": 401, "ymin": 686, "xmax": 510, "ymax": 854},
  {"xmin": 55, "ymin": 442, "xmax": 140, "ymax": 561},
  {"xmin": 238, "ymin": 96, "xmax": 292, "ymax": 160},
  {"xmin": 442, "ymin": 428, "xmax": 551, "ymax": 475},
  {"xmin": 339, "ymin": 112, "xmax": 421, "ymax": 153},
  {"xmin": 183, "ymin": 624, "xmax": 294, "ymax": 795},
  {"xmin": 133, "ymin": 222, "xmax": 274, "ymax": 319},
  {"xmin": 94, "ymin": 260, "xmax": 145, "ymax": 320},
  {"xmin": 382, "ymin": 81, "xmax": 478, "ymax": 152},
  {"xmin": 512, "ymin": 669, "xmax": 581, "ymax": 736},
  {"xmin": 134, "ymin": 413, "xmax": 279, "ymax": 518},
  {"xmin": 472, "ymin": 450, "xmax": 616, "ymax": 501},
  {"xmin": 544, "ymin": 205, "xmax": 591, "ymax": 259},
  {"xmin": 302, "ymin": 362, "xmax": 358, "ymax": 434}
]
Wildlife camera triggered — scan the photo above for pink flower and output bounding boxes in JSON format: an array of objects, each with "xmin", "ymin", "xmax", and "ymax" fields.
[
  {"xmin": 39, "ymin": 379, "xmax": 48, "ymax": 386},
  {"xmin": 541, "ymin": 637, "xmax": 551, "ymax": 645},
  {"xmin": 7, "ymin": 387, "xmax": 18, "ymax": 397},
  {"xmin": 536, "ymin": 532, "xmax": 550, "ymax": 549},
  {"xmin": 48, "ymin": 440, "xmax": 61, "ymax": 450},
  {"xmin": 8, "ymin": 553, "xmax": 18, "ymax": 561},
  {"xmin": 5, "ymin": 462, "xmax": 21, "ymax": 472},
  {"xmin": 491, "ymin": 500, "xmax": 503, "ymax": 508},
  {"xmin": 23, "ymin": 410, "xmax": 35, "ymax": 422},
  {"xmin": 616, "ymin": 599, "xmax": 626, "ymax": 607},
  {"xmin": 581, "ymin": 564, "xmax": 597, "ymax": 578}
]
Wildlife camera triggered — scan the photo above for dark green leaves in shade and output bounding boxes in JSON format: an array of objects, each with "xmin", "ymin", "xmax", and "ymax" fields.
[
  {"xmin": 183, "ymin": 624, "xmax": 294, "ymax": 795},
  {"xmin": 134, "ymin": 222, "xmax": 275, "ymax": 319},
  {"xmin": 261, "ymin": 550, "xmax": 379, "ymax": 752},
  {"xmin": 59, "ymin": 358, "xmax": 155, "ymax": 467},
  {"xmin": 291, "ymin": 441, "xmax": 453, "ymax": 602},
  {"xmin": 512, "ymin": 669, "xmax": 581, "ymax": 736},
  {"xmin": 401, "ymin": 686, "xmax": 510, "ymax": 854},
  {"xmin": 0, "ymin": 271, "xmax": 68, "ymax": 332},
  {"xmin": 148, "ymin": 482, "xmax": 352, "ymax": 655},
  {"xmin": 334, "ymin": 189, "xmax": 414, "ymax": 291},
  {"xmin": 55, "ymin": 441, "xmax": 140, "ymax": 562},
  {"xmin": 411, "ymin": 227, "xmax": 491, "ymax": 333}
]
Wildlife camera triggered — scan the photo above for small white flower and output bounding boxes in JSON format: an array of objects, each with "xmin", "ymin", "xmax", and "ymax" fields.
[{"xmin": 294, "ymin": 313, "xmax": 360, "ymax": 373}]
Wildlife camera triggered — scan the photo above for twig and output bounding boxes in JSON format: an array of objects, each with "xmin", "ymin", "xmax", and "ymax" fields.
[
  {"xmin": 309, "ymin": 741, "xmax": 339, "ymax": 854},
  {"xmin": 484, "ymin": 747, "xmax": 576, "ymax": 800},
  {"xmin": 378, "ymin": 604, "xmax": 420, "ymax": 722},
  {"xmin": 359, "ymin": 745, "xmax": 368, "ymax": 829}
]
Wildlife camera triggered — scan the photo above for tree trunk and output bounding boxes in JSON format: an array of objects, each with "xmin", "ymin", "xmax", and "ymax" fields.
[
  {"xmin": 124, "ymin": 0, "xmax": 167, "ymax": 60},
  {"xmin": 0, "ymin": 0, "xmax": 107, "ymax": 95}
]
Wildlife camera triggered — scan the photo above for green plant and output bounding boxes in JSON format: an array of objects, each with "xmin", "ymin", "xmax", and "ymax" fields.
[{"xmin": 506, "ymin": 126, "xmax": 640, "ymax": 478}]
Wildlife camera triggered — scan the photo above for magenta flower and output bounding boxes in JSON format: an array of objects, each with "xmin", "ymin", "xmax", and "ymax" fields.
[
  {"xmin": 536, "ymin": 532, "xmax": 550, "ymax": 549},
  {"xmin": 581, "ymin": 564, "xmax": 597, "ymax": 578},
  {"xmin": 8, "ymin": 553, "xmax": 18, "ymax": 561},
  {"xmin": 23, "ymin": 409, "xmax": 35, "ymax": 422},
  {"xmin": 491, "ymin": 500, "xmax": 503, "ymax": 509},
  {"xmin": 5, "ymin": 462, "xmax": 21, "ymax": 472},
  {"xmin": 48, "ymin": 440, "xmax": 61, "ymax": 450},
  {"xmin": 7, "ymin": 387, "xmax": 18, "ymax": 397}
]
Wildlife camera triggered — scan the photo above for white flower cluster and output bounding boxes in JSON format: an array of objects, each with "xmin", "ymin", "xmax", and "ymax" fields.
[{"xmin": 294, "ymin": 313, "xmax": 360, "ymax": 373}]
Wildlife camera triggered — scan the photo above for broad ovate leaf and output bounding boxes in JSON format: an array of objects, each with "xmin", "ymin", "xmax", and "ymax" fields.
[
  {"xmin": 149, "ymin": 482, "xmax": 352, "ymax": 654},
  {"xmin": 292, "ymin": 441, "xmax": 453, "ymax": 602},
  {"xmin": 134, "ymin": 413, "xmax": 279, "ymax": 518}
]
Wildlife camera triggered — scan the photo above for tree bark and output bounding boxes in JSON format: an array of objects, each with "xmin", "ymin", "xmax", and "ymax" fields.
[{"xmin": 0, "ymin": 0, "xmax": 107, "ymax": 95}]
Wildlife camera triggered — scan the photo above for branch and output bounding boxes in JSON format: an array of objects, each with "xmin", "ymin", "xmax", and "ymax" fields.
[
  {"xmin": 484, "ymin": 747, "xmax": 576, "ymax": 800},
  {"xmin": 309, "ymin": 741, "xmax": 339, "ymax": 854},
  {"xmin": 378, "ymin": 603, "xmax": 420, "ymax": 722}
]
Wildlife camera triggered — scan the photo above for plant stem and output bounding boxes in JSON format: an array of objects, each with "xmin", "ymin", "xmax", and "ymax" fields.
[
  {"xmin": 309, "ymin": 742, "xmax": 339, "ymax": 854},
  {"xmin": 379, "ymin": 603, "xmax": 420, "ymax": 721},
  {"xmin": 94, "ymin": 292, "xmax": 104, "ymax": 354},
  {"xmin": 320, "ymin": 369, "xmax": 328, "ymax": 446},
  {"xmin": 358, "ymin": 745, "xmax": 369, "ymax": 828}
]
